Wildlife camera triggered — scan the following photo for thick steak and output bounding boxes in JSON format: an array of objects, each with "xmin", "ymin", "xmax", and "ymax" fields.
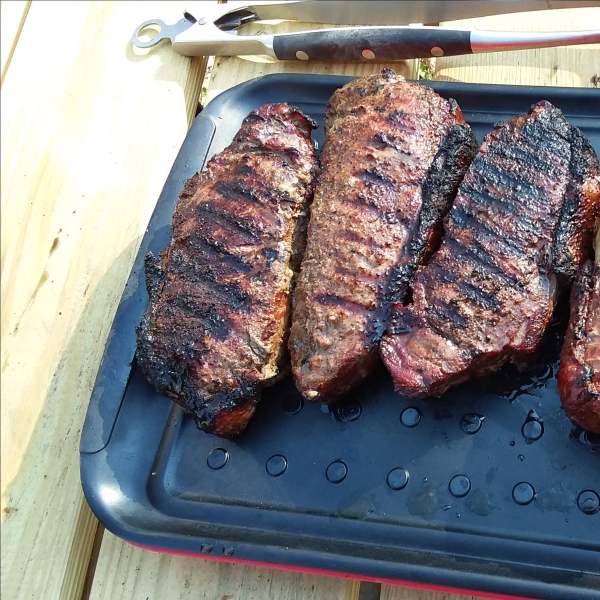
[
  {"xmin": 381, "ymin": 101, "xmax": 600, "ymax": 398},
  {"xmin": 136, "ymin": 104, "xmax": 318, "ymax": 437},
  {"xmin": 289, "ymin": 69, "xmax": 477, "ymax": 402},
  {"xmin": 558, "ymin": 226, "xmax": 600, "ymax": 434}
]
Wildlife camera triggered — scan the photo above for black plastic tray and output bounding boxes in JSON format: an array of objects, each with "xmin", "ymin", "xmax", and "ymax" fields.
[{"xmin": 80, "ymin": 74, "xmax": 600, "ymax": 600}]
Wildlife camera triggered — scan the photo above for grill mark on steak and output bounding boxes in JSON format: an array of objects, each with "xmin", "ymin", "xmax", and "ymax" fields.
[
  {"xmin": 474, "ymin": 161, "xmax": 542, "ymax": 198},
  {"xmin": 426, "ymin": 303, "xmax": 468, "ymax": 329},
  {"xmin": 456, "ymin": 280, "xmax": 501, "ymax": 310},
  {"xmin": 289, "ymin": 70, "xmax": 477, "ymax": 402},
  {"xmin": 445, "ymin": 238, "xmax": 521, "ymax": 289},
  {"xmin": 485, "ymin": 142, "xmax": 564, "ymax": 179},
  {"xmin": 187, "ymin": 233, "xmax": 252, "ymax": 273},
  {"xmin": 381, "ymin": 100, "xmax": 600, "ymax": 399},
  {"xmin": 168, "ymin": 264, "xmax": 251, "ymax": 311},
  {"xmin": 462, "ymin": 184, "xmax": 516, "ymax": 217},
  {"xmin": 163, "ymin": 296, "xmax": 229, "ymax": 340},
  {"xmin": 136, "ymin": 103, "xmax": 318, "ymax": 437},
  {"xmin": 213, "ymin": 180, "xmax": 267, "ymax": 206},
  {"xmin": 450, "ymin": 206, "xmax": 529, "ymax": 257},
  {"xmin": 194, "ymin": 203, "xmax": 260, "ymax": 242},
  {"xmin": 214, "ymin": 170, "xmax": 294, "ymax": 210},
  {"xmin": 338, "ymin": 228, "xmax": 374, "ymax": 246}
]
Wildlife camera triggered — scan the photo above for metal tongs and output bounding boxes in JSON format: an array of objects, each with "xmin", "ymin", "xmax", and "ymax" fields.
[{"xmin": 132, "ymin": 1, "xmax": 600, "ymax": 61}]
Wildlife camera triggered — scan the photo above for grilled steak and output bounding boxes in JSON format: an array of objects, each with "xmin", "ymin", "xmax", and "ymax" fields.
[
  {"xmin": 136, "ymin": 104, "xmax": 318, "ymax": 437},
  {"xmin": 381, "ymin": 100, "xmax": 600, "ymax": 398},
  {"xmin": 289, "ymin": 69, "xmax": 477, "ymax": 402},
  {"xmin": 558, "ymin": 225, "xmax": 600, "ymax": 433}
]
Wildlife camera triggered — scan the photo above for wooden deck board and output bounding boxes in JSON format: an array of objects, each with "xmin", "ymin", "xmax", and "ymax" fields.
[
  {"xmin": 0, "ymin": 2, "xmax": 206, "ymax": 599},
  {"xmin": 0, "ymin": 0, "xmax": 30, "ymax": 86},
  {"xmin": 433, "ymin": 8, "xmax": 600, "ymax": 87},
  {"xmin": 89, "ymin": 531, "xmax": 360, "ymax": 600}
]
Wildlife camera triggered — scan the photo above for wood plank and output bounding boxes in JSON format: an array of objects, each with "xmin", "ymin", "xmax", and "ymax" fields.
[
  {"xmin": 0, "ymin": 2, "xmax": 206, "ymax": 599},
  {"xmin": 0, "ymin": 0, "xmax": 30, "ymax": 86},
  {"xmin": 434, "ymin": 7, "xmax": 600, "ymax": 87},
  {"xmin": 205, "ymin": 20, "xmax": 420, "ymax": 104},
  {"xmin": 89, "ymin": 531, "xmax": 359, "ymax": 600},
  {"xmin": 380, "ymin": 586, "xmax": 477, "ymax": 600}
]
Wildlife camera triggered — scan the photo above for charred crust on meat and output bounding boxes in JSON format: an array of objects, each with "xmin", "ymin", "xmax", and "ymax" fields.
[
  {"xmin": 350, "ymin": 106, "xmax": 367, "ymax": 117},
  {"xmin": 388, "ymin": 123, "xmax": 477, "ymax": 303},
  {"xmin": 373, "ymin": 132, "xmax": 396, "ymax": 148},
  {"xmin": 180, "ymin": 173, "xmax": 201, "ymax": 200},
  {"xmin": 447, "ymin": 97, "xmax": 460, "ymax": 113},
  {"xmin": 552, "ymin": 127, "xmax": 600, "ymax": 282},
  {"xmin": 360, "ymin": 166, "xmax": 395, "ymax": 187},
  {"xmin": 144, "ymin": 252, "xmax": 166, "ymax": 301},
  {"xmin": 386, "ymin": 109, "xmax": 409, "ymax": 125}
]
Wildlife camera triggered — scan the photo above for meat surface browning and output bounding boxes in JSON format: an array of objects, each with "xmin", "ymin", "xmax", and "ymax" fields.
[
  {"xmin": 136, "ymin": 104, "xmax": 318, "ymax": 437},
  {"xmin": 558, "ymin": 225, "xmax": 600, "ymax": 433},
  {"xmin": 289, "ymin": 69, "xmax": 477, "ymax": 402},
  {"xmin": 381, "ymin": 100, "xmax": 600, "ymax": 398}
]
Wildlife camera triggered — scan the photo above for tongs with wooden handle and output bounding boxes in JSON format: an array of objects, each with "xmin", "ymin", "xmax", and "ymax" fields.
[{"xmin": 132, "ymin": 0, "xmax": 600, "ymax": 61}]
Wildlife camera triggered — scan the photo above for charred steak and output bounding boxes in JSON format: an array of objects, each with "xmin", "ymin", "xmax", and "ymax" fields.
[
  {"xmin": 289, "ymin": 69, "xmax": 477, "ymax": 402},
  {"xmin": 381, "ymin": 100, "xmax": 600, "ymax": 398},
  {"xmin": 136, "ymin": 104, "xmax": 318, "ymax": 437},
  {"xmin": 558, "ymin": 225, "xmax": 600, "ymax": 434}
]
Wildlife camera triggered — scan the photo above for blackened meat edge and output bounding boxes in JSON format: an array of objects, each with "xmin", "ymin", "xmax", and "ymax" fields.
[
  {"xmin": 289, "ymin": 69, "xmax": 477, "ymax": 403},
  {"xmin": 381, "ymin": 100, "xmax": 600, "ymax": 399},
  {"xmin": 136, "ymin": 104, "xmax": 318, "ymax": 437},
  {"xmin": 558, "ymin": 225, "xmax": 600, "ymax": 433}
]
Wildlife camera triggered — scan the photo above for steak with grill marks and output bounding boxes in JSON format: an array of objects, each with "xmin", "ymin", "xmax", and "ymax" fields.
[
  {"xmin": 381, "ymin": 100, "xmax": 600, "ymax": 398},
  {"xmin": 558, "ymin": 224, "xmax": 600, "ymax": 434},
  {"xmin": 136, "ymin": 103, "xmax": 318, "ymax": 437},
  {"xmin": 289, "ymin": 69, "xmax": 477, "ymax": 403}
]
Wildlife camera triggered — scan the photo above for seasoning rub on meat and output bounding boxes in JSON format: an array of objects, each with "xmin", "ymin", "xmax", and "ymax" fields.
[
  {"xmin": 381, "ymin": 101, "xmax": 600, "ymax": 399},
  {"xmin": 289, "ymin": 69, "xmax": 477, "ymax": 403},
  {"xmin": 136, "ymin": 104, "xmax": 318, "ymax": 437}
]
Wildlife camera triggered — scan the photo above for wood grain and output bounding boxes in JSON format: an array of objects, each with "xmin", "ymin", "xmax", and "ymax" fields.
[
  {"xmin": 0, "ymin": 2, "xmax": 206, "ymax": 599},
  {"xmin": 205, "ymin": 20, "xmax": 420, "ymax": 105},
  {"xmin": 0, "ymin": 0, "xmax": 30, "ymax": 86},
  {"xmin": 89, "ymin": 531, "xmax": 359, "ymax": 600},
  {"xmin": 380, "ymin": 586, "xmax": 478, "ymax": 600},
  {"xmin": 434, "ymin": 8, "xmax": 600, "ymax": 87}
]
